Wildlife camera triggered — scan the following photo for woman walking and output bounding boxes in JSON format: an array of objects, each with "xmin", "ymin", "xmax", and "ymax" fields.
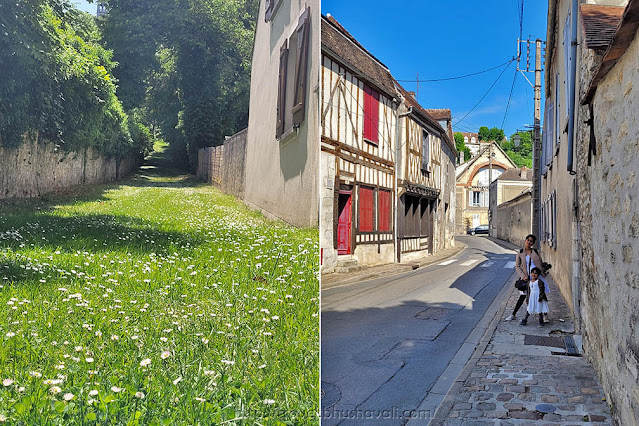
[{"xmin": 505, "ymin": 234, "xmax": 550, "ymax": 322}]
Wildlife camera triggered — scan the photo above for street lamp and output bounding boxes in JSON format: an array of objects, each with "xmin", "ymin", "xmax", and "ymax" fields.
[{"xmin": 513, "ymin": 133, "xmax": 521, "ymax": 147}]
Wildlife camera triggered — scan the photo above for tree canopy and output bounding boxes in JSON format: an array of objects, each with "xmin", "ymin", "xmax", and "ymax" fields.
[
  {"xmin": 500, "ymin": 131, "xmax": 533, "ymax": 168},
  {"xmin": 99, "ymin": 0, "xmax": 259, "ymax": 170},
  {"xmin": 0, "ymin": 0, "xmax": 149, "ymax": 157},
  {"xmin": 478, "ymin": 126, "xmax": 505, "ymax": 142}
]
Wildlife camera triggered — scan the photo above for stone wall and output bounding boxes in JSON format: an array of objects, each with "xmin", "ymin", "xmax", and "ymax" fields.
[
  {"xmin": 0, "ymin": 135, "xmax": 139, "ymax": 199},
  {"xmin": 196, "ymin": 128, "xmax": 247, "ymax": 200},
  {"xmin": 493, "ymin": 190, "xmax": 532, "ymax": 248},
  {"xmin": 577, "ymin": 29, "xmax": 639, "ymax": 425}
]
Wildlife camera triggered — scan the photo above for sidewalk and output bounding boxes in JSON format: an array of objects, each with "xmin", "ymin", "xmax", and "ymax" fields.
[
  {"xmin": 321, "ymin": 242, "xmax": 467, "ymax": 290},
  {"xmin": 430, "ymin": 240, "xmax": 613, "ymax": 425}
]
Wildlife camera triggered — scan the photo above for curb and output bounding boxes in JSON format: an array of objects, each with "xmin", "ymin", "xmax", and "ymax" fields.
[
  {"xmin": 321, "ymin": 242, "xmax": 467, "ymax": 290},
  {"xmin": 426, "ymin": 270, "xmax": 518, "ymax": 425}
]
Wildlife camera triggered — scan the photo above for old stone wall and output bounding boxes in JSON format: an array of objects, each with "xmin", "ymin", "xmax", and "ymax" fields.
[
  {"xmin": 196, "ymin": 128, "xmax": 247, "ymax": 200},
  {"xmin": 578, "ymin": 30, "xmax": 639, "ymax": 425},
  {"xmin": 0, "ymin": 135, "xmax": 139, "ymax": 199},
  {"xmin": 220, "ymin": 128, "xmax": 247, "ymax": 199},
  {"xmin": 493, "ymin": 190, "xmax": 532, "ymax": 248}
]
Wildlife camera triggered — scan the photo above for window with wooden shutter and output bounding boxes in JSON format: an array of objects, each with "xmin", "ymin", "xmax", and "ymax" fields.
[
  {"xmin": 421, "ymin": 130, "xmax": 430, "ymax": 173},
  {"xmin": 276, "ymin": 40, "xmax": 289, "ymax": 138},
  {"xmin": 378, "ymin": 189, "xmax": 391, "ymax": 231},
  {"xmin": 546, "ymin": 100, "xmax": 555, "ymax": 168},
  {"xmin": 359, "ymin": 186, "xmax": 374, "ymax": 232},
  {"xmin": 292, "ymin": 7, "xmax": 310, "ymax": 127},
  {"xmin": 563, "ymin": 10, "xmax": 572, "ymax": 121},
  {"xmin": 555, "ymin": 73, "xmax": 561, "ymax": 155},
  {"xmin": 363, "ymin": 85, "xmax": 379, "ymax": 145},
  {"xmin": 265, "ymin": 0, "xmax": 274, "ymax": 21}
]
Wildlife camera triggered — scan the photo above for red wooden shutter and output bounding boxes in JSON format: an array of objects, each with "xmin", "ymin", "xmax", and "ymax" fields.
[
  {"xmin": 363, "ymin": 85, "xmax": 379, "ymax": 145},
  {"xmin": 378, "ymin": 190, "xmax": 391, "ymax": 231},
  {"xmin": 359, "ymin": 186, "xmax": 374, "ymax": 231},
  {"xmin": 292, "ymin": 7, "xmax": 310, "ymax": 126},
  {"xmin": 276, "ymin": 40, "xmax": 289, "ymax": 138}
]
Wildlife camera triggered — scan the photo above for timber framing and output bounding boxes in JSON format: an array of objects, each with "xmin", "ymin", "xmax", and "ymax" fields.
[{"xmin": 322, "ymin": 136, "xmax": 394, "ymax": 172}]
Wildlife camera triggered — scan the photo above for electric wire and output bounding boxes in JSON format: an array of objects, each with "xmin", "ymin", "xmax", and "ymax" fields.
[
  {"xmin": 452, "ymin": 59, "xmax": 515, "ymax": 127},
  {"xmin": 501, "ymin": 70, "xmax": 518, "ymax": 130},
  {"xmin": 395, "ymin": 59, "xmax": 514, "ymax": 83}
]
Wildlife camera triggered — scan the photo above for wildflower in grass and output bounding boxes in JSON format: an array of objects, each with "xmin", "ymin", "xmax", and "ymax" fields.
[
  {"xmin": 89, "ymin": 390, "xmax": 99, "ymax": 396},
  {"xmin": 263, "ymin": 399, "xmax": 276, "ymax": 404},
  {"xmin": 95, "ymin": 331, "xmax": 102, "ymax": 337},
  {"xmin": 172, "ymin": 377, "xmax": 182, "ymax": 385},
  {"xmin": 140, "ymin": 358, "xmax": 151, "ymax": 367},
  {"xmin": 160, "ymin": 337, "xmax": 168, "ymax": 342},
  {"xmin": 111, "ymin": 335, "xmax": 119, "ymax": 341},
  {"xmin": 135, "ymin": 391, "xmax": 145, "ymax": 399},
  {"xmin": 50, "ymin": 386, "xmax": 62, "ymax": 394},
  {"xmin": 85, "ymin": 357, "xmax": 94, "ymax": 363},
  {"xmin": 75, "ymin": 346, "xmax": 83, "ymax": 352},
  {"xmin": 2, "ymin": 379, "xmax": 14, "ymax": 387},
  {"xmin": 29, "ymin": 371, "xmax": 42, "ymax": 378},
  {"xmin": 195, "ymin": 397, "xmax": 206, "ymax": 402},
  {"xmin": 63, "ymin": 393, "xmax": 74, "ymax": 401},
  {"xmin": 161, "ymin": 351, "xmax": 171, "ymax": 359},
  {"xmin": 111, "ymin": 386, "xmax": 123, "ymax": 393},
  {"xmin": 0, "ymin": 414, "xmax": 6, "ymax": 422},
  {"xmin": 258, "ymin": 364, "xmax": 266, "ymax": 369},
  {"xmin": 203, "ymin": 370, "xmax": 215, "ymax": 376},
  {"xmin": 202, "ymin": 337, "xmax": 209, "ymax": 344},
  {"xmin": 221, "ymin": 360, "xmax": 234, "ymax": 365}
]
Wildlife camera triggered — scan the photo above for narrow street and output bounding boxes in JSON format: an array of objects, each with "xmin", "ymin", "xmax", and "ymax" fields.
[{"xmin": 321, "ymin": 236, "xmax": 516, "ymax": 425}]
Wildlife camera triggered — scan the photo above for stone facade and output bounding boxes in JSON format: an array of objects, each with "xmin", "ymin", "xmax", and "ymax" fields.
[
  {"xmin": 0, "ymin": 134, "xmax": 139, "ymax": 199},
  {"xmin": 196, "ymin": 128, "xmax": 247, "ymax": 200},
  {"xmin": 492, "ymin": 189, "xmax": 532, "ymax": 248},
  {"xmin": 577, "ymin": 17, "xmax": 639, "ymax": 425}
]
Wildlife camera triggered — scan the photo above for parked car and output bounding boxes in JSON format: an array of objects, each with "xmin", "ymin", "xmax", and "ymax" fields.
[{"xmin": 467, "ymin": 225, "xmax": 489, "ymax": 235}]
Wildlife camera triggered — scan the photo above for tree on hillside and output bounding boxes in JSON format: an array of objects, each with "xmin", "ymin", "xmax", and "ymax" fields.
[
  {"xmin": 500, "ymin": 131, "xmax": 533, "ymax": 168},
  {"xmin": 454, "ymin": 132, "xmax": 471, "ymax": 162},
  {"xmin": 478, "ymin": 126, "xmax": 490, "ymax": 141},
  {"xmin": 489, "ymin": 127, "xmax": 505, "ymax": 142}
]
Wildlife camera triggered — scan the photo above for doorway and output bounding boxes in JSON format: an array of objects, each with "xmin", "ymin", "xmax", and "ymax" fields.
[{"xmin": 337, "ymin": 191, "xmax": 352, "ymax": 255}]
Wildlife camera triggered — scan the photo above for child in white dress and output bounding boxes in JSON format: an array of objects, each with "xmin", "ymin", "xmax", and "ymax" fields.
[{"xmin": 519, "ymin": 267, "xmax": 549, "ymax": 327}]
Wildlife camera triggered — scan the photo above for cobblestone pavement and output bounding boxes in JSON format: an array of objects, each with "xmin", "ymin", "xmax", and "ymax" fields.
[{"xmin": 435, "ymin": 280, "xmax": 613, "ymax": 425}]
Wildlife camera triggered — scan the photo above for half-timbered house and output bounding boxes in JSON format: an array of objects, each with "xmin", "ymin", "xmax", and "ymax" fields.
[
  {"xmin": 396, "ymin": 91, "xmax": 457, "ymax": 262},
  {"xmin": 320, "ymin": 15, "xmax": 398, "ymax": 271}
]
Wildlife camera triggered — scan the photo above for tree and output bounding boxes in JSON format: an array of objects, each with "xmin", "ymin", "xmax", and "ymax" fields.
[
  {"xmin": 489, "ymin": 127, "xmax": 505, "ymax": 142},
  {"xmin": 100, "ymin": 0, "xmax": 259, "ymax": 170},
  {"xmin": 478, "ymin": 126, "xmax": 491, "ymax": 141},
  {"xmin": 454, "ymin": 132, "xmax": 471, "ymax": 162},
  {"xmin": 500, "ymin": 131, "xmax": 533, "ymax": 168}
]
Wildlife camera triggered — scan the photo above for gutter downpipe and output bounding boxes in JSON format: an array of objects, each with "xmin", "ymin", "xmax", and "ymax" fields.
[
  {"xmin": 395, "ymin": 105, "xmax": 412, "ymax": 264},
  {"xmin": 567, "ymin": 0, "xmax": 578, "ymax": 174}
]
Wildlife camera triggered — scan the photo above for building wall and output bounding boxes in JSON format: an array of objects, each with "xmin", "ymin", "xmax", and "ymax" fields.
[
  {"xmin": 0, "ymin": 135, "xmax": 139, "ymax": 199},
  {"xmin": 493, "ymin": 191, "xmax": 532, "ymax": 248},
  {"xmin": 196, "ymin": 129, "xmax": 248, "ymax": 200},
  {"xmin": 540, "ymin": 0, "xmax": 578, "ymax": 312},
  {"xmin": 577, "ymin": 26, "xmax": 639, "ymax": 425},
  {"xmin": 244, "ymin": 0, "xmax": 319, "ymax": 228}
]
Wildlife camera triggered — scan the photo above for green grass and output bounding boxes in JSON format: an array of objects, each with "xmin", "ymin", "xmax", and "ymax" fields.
[{"xmin": 0, "ymin": 151, "xmax": 319, "ymax": 425}]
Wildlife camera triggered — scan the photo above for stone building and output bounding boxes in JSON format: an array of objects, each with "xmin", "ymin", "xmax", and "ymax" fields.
[
  {"xmin": 455, "ymin": 142, "xmax": 516, "ymax": 233},
  {"xmin": 545, "ymin": 0, "xmax": 639, "ymax": 422}
]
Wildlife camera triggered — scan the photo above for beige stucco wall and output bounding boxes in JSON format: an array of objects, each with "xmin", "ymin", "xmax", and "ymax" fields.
[
  {"xmin": 244, "ymin": 0, "xmax": 319, "ymax": 228},
  {"xmin": 539, "ymin": 0, "xmax": 578, "ymax": 313},
  {"xmin": 493, "ymin": 191, "xmax": 532, "ymax": 248},
  {"xmin": 577, "ymin": 26, "xmax": 639, "ymax": 425}
]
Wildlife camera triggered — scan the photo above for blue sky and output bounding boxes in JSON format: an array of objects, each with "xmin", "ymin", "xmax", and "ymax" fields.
[
  {"xmin": 321, "ymin": 0, "xmax": 548, "ymax": 137},
  {"xmin": 73, "ymin": 0, "xmax": 95, "ymax": 14}
]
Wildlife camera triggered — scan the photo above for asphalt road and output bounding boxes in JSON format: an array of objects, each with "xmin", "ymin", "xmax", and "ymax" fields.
[{"xmin": 321, "ymin": 236, "xmax": 517, "ymax": 425}]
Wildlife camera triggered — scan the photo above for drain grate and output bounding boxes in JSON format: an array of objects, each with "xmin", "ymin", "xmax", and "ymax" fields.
[
  {"xmin": 524, "ymin": 335, "xmax": 565, "ymax": 348},
  {"xmin": 564, "ymin": 335, "xmax": 579, "ymax": 355}
]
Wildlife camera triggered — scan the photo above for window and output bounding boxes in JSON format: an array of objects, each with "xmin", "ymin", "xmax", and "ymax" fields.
[
  {"xmin": 378, "ymin": 189, "xmax": 392, "ymax": 231},
  {"xmin": 358, "ymin": 186, "xmax": 374, "ymax": 232},
  {"xmin": 275, "ymin": 8, "xmax": 310, "ymax": 139},
  {"xmin": 542, "ymin": 97, "xmax": 554, "ymax": 175},
  {"xmin": 472, "ymin": 191, "xmax": 480, "ymax": 207},
  {"xmin": 363, "ymin": 85, "xmax": 380, "ymax": 145},
  {"xmin": 421, "ymin": 130, "xmax": 430, "ymax": 173},
  {"xmin": 541, "ymin": 190, "xmax": 557, "ymax": 249},
  {"xmin": 464, "ymin": 136, "xmax": 468, "ymax": 144},
  {"xmin": 555, "ymin": 73, "xmax": 561, "ymax": 155}
]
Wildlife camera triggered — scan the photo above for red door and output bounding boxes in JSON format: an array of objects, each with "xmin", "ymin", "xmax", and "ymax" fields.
[{"xmin": 337, "ymin": 191, "xmax": 352, "ymax": 255}]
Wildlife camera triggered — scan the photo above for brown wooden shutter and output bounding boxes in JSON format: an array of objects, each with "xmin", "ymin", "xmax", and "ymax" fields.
[
  {"xmin": 292, "ymin": 7, "xmax": 310, "ymax": 126},
  {"xmin": 276, "ymin": 40, "xmax": 289, "ymax": 138},
  {"xmin": 265, "ymin": 0, "xmax": 274, "ymax": 21}
]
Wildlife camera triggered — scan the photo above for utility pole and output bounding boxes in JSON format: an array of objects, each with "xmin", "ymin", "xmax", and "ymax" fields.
[{"xmin": 532, "ymin": 39, "xmax": 542, "ymax": 247}]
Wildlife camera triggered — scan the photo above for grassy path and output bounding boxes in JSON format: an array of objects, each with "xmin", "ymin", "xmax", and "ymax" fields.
[{"xmin": 0, "ymin": 151, "xmax": 319, "ymax": 425}]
